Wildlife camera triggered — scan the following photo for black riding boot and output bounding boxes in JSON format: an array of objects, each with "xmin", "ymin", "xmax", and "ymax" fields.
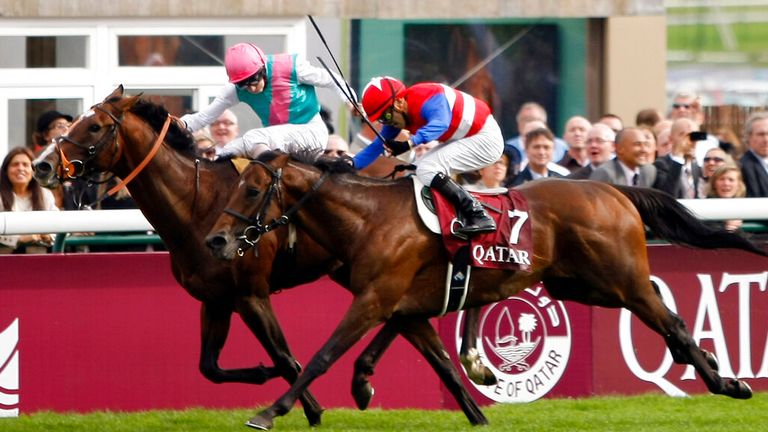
[{"xmin": 431, "ymin": 172, "xmax": 496, "ymax": 235}]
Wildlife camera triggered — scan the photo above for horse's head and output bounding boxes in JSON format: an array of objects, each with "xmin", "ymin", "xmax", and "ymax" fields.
[
  {"xmin": 33, "ymin": 85, "xmax": 140, "ymax": 185},
  {"xmin": 206, "ymin": 152, "xmax": 295, "ymax": 260}
]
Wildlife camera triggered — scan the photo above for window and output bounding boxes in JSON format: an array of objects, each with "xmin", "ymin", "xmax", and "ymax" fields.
[
  {"xmin": 0, "ymin": 35, "xmax": 88, "ymax": 68},
  {"xmin": 0, "ymin": 19, "xmax": 305, "ymax": 158}
]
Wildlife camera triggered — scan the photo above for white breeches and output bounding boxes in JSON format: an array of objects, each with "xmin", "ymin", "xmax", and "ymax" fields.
[
  {"xmin": 219, "ymin": 114, "xmax": 329, "ymax": 159},
  {"xmin": 416, "ymin": 115, "xmax": 504, "ymax": 186}
]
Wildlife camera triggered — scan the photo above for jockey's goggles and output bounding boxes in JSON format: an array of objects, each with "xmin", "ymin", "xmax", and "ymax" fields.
[
  {"xmin": 378, "ymin": 107, "xmax": 395, "ymax": 125},
  {"xmin": 235, "ymin": 68, "xmax": 266, "ymax": 88}
]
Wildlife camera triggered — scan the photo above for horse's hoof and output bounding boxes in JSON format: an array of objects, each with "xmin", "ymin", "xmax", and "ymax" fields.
[
  {"xmin": 352, "ymin": 380, "xmax": 374, "ymax": 410},
  {"xmin": 306, "ymin": 409, "xmax": 323, "ymax": 427},
  {"xmin": 481, "ymin": 368, "xmax": 498, "ymax": 386},
  {"xmin": 732, "ymin": 379, "xmax": 753, "ymax": 400},
  {"xmin": 703, "ymin": 350, "xmax": 719, "ymax": 372},
  {"xmin": 461, "ymin": 350, "xmax": 497, "ymax": 386},
  {"xmin": 245, "ymin": 414, "xmax": 273, "ymax": 430},
  {"xmin": 470, "ymin": 412, "xmax": 490, "ymax": 426}
]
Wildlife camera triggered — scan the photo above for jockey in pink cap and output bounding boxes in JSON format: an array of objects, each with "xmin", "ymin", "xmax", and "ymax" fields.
[
  {"xmin": 181, "ymin": 43, "xmax": 352, "ymax": 159},
  {"xmin": 355, "ymin": 76, "xmax": 504, "ymax": 235}
]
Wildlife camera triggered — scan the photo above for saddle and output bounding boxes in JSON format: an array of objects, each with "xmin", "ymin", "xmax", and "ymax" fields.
[{"xmin": 411, "ymin": 177, "xmax": 533, "ymax": 315}]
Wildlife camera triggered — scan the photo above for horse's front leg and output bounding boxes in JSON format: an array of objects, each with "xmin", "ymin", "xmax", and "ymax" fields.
[
  {"xmin": 199, "ymin": 302, "xmax": 280, "ymax": 384},
  {"xmin": 236, "ymin": 295, "xmax": 324, "ymax": 427},
  {"xmin": 246, "ymin": 295, "xmax": 385, "ymax": 430},
  {"xmin": 459, "ymin": 307, "xmax": 497, "ymax": 385}
]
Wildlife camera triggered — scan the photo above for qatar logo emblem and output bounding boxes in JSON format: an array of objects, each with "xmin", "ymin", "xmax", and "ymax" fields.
[
  {"xmin": 0, "ymin": 318, "xmax": 19, "ymax": 417},
  {"xmin": 455, "ymin": 284, "xmax": 572, "ymax": 403}
]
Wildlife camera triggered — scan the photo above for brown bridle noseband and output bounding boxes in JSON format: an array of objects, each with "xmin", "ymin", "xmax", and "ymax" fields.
[
  {"xmin": 56, "ymin": 103, "xmax": 124, "ymax": 181},
  {"xmin": 223, "ymin": 160, "xmax": 330, "ymax": 257}
]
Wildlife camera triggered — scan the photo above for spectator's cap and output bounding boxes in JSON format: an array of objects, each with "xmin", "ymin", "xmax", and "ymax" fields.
[{"xmin": 36, "ymin": 110, "xmax": 73, "ymax": 133}]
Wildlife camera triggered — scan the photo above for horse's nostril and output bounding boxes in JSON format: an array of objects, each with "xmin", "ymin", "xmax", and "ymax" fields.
[
  {"xmin": 206, "ymin": 234, "xmax": 227, "ymax": 251},
  {"xmin": 35, "ymin": 162, "xmax": 53, "ymax": 176}
]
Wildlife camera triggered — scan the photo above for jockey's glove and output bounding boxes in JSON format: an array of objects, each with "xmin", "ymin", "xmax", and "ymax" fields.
[{"xmin": 385, "ymin": 139, "xmax": 412, "ymax": 156}]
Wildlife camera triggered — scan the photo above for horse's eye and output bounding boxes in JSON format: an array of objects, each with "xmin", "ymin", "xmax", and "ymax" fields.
[
  {"xmin": 88, "ymin": 124, "xmax": 101, "ymax": 133},
  {"xmin": 245, "ymin": 187, "xmax": 261, "ymax": 198}
]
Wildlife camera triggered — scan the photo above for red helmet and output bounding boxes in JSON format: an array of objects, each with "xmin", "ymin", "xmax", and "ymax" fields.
[
  {"xmin": 361, "ymin": 76, "xmax": 405, "ymax": 122},
  {"xmin": 224, "ymin": 43, "xmax": 266, "ymax": 83}
]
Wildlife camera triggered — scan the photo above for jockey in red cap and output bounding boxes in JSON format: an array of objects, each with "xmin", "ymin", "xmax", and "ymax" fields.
[
  {"xmin": 355, "ymin": 76, "xmax": 504, "ymax": 235},
  {"xmin": 181, "ymin": 43, "xmax": 352, "ymax": 159}
]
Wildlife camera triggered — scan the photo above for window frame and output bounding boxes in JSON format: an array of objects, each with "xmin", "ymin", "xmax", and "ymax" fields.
[{"xmin": 0, "ymin": 18, "xmax": 307, "ymax": 157}]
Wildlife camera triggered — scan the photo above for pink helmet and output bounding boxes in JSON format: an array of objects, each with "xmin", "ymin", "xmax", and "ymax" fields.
[
  {"xmin": 361, "ymin": 76, "xmax": 406, "ymax": 122},
  {"xmin": 224, "ymin": 43, "xmax": 266, "ymax": 83}
]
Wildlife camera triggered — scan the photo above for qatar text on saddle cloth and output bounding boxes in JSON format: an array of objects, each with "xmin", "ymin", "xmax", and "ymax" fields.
[{"xmin": 433, "ymin": 189, "xmax": 533, "ymax": 271}]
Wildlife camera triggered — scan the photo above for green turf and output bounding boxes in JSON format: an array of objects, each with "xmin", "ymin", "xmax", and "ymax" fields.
[
  {"xmin": 667, "ymin": 1, "xmax": 768, "ymax": 67},
  {"xmin": 668, "ymin": 23, "xmax": 768, "ymax": 55},
  {"xmin": 3, "ymin": 392, "xmax": 768, "ymax": 431}
]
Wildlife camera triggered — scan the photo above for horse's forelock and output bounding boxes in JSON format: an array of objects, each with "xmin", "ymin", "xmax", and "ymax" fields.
[
  {"xmin": 314, "ymin": 156, "xmax": 357, "ymax": 175},
  {"xmin": 256, "ymin": 150, "xmax": 284, "ymax": 164}
]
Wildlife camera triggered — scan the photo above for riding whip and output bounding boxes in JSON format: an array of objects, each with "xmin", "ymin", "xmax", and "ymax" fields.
[
  {"xmin": 308, "ymin": 15, "xmax": 357, "ymax": 104},
  {"xmin": 308, "ymin": 15, "xmax": 390, "ymax": 147},
  {"xmin": 316, "ymin": 56, "xmax": 388, "ymax": 145}
]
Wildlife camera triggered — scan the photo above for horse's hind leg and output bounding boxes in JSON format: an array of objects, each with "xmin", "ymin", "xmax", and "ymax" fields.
[
  {"xmin": 351, "ymin": 321, "xmax": 399, "ymax": 410},
  {"xmin": 459, "ymin": 307, "xmax": 497, "ymax": 385},
  {"xmin": 397, "ymin": 316, "xmax": 488, "ymax": 425},
  {"xmin": 629, "ymin": 280, "xmax": 752, "ymax": 399},
  {"xmin": 236, "ymin": 296, "xmax": 325, "ymax": 427}
]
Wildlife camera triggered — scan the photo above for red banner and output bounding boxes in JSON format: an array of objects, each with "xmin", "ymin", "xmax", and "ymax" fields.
[
  {"xmin": 1, "ymin": 244, "xmax": 766, "ymax": 415},
  {"xmin": 592, "ymin": 245, "xmax": 768, "ymax": 397},
  {"xmin": 0, "ymin": 253, "xmax": 440, "ymax": 415},
  {"xmin": 439, "ymin": 244, "xmax": 768, "ymax": 404}
]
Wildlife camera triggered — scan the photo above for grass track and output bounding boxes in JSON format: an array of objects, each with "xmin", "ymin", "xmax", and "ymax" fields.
[{"xmin": 3, "ymin": 392, "xmax": 768, "ymax": 431}]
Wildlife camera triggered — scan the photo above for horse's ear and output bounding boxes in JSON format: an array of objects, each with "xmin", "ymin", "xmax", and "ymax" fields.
[
  {"xmin": 106, "ymin": 85, "xmax": 125, "ymax": 101},
  {"xmin": 113, "ymin": 94, "xmax": 141, "ymax": 112}
]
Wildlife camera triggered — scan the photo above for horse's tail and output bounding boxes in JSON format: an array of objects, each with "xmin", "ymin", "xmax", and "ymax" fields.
[{"xmin": 611, "ymin": 184, "xmax": 767, "ymax": 256}]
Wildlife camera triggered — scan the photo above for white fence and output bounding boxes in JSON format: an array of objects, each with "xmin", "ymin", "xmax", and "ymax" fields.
[{"xmin": 0, "ymin": 199, "xmax": 767, "ymax": 235}]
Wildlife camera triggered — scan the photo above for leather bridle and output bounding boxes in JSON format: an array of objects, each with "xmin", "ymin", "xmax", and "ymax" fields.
[
  {"xmin": 55, "ymin": 101, "xmax": 171, "ymax": 207},
  {"xmin": 223, "ymin": 160, "xmax": 330, "ymax": 256}
]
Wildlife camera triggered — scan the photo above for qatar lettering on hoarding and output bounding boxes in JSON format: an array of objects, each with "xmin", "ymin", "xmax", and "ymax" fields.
[{"xmin": 620, "ymin": 272, "xmax": 768, "ymax": 396}]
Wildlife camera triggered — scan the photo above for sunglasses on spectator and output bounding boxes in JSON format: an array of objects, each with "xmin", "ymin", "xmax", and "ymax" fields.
[
  {"xmin": 703, "ymin": 156, "xmax": 725, "ymax": 163},
  {"xmin": 673, "ymin": 103, "xmax": 691, "ymax": 109}
]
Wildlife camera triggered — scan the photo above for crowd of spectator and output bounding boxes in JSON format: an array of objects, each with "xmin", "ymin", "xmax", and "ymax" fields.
[{"xmin": 451, "ymin": 90, "xmax": 763, "ymax": 234}]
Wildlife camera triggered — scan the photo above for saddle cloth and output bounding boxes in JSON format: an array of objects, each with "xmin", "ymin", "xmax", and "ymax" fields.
[{"xmin": 412, "ymin": 177, "xmax": 533, "ymax": 272}]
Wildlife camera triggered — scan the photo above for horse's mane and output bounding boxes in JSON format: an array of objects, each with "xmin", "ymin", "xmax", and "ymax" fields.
[
  {"xmin": 315, "ymin": 155, "xmax": 358, "ymax": 175},
  {"xmin": 257, "ymin": 149, "xmax": 362, "ymax": 177},
  {"xmin": 106, "ymin": 95, "xmax": 196, "ymax": 155}
]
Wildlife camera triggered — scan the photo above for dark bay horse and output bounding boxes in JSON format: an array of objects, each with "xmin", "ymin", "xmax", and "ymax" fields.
[
  {"xmin": 32, "ymin": 86, "xmax": 487, "ymax": 425},
  {"xmin": 205, "ymin": 152, "xmax": 766, "ymax": 430}
]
